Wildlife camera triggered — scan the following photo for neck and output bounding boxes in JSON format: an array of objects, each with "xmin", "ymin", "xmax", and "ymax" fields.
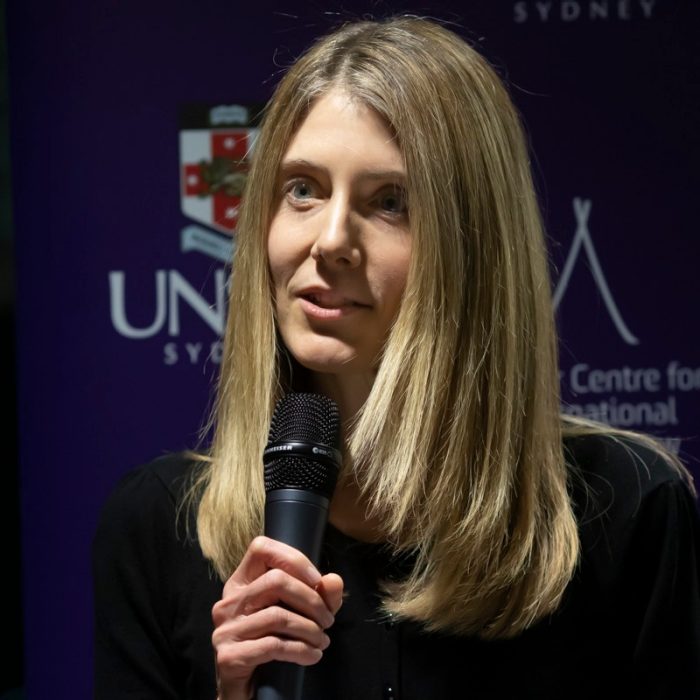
[
  {"xmin": 308, "ymin": 371, "xmax": 373, "ymax": 427},
  {"xmin": 308, "ymin": 371, "xmax": 383, "ymax": 542},
  {"xmin": 328, "ymin": 476, "xmax": 385, "ymax": 542}
]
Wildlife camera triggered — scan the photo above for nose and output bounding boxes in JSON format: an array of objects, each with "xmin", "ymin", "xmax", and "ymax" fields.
[{"xmin": 310, "ymin": 192, "xmax": 361, "ymax": 268}]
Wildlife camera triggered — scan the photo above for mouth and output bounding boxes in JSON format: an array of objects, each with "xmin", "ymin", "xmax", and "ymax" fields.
[
  {"xmin": 303, "ymin": 292, "xmax": 362, "ymax": 309},
  {"xmin": 297, "ymin": 290, "xmax": 369, "ymax": 319},
  {"xmin": 298, "ymin": 286, "xmax": 370, "ymax": 307}
]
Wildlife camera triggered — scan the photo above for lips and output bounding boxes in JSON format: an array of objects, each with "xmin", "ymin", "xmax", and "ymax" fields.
[
  {"xmin": 297, "ymin": 287, "xmax": 369, "ymax": 309},
  {"xmin": 304, "ymin": 292, "xmax": 355, "ymax": 309},
  {"xmin": 296, "ymin": 287, "xmax": 370, "ymax": 319}
]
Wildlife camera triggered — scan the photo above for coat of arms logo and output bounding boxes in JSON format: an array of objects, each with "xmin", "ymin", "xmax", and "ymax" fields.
[{"xmin": 179, "ymin": 103, "xmax": 262, "ymax": 262}]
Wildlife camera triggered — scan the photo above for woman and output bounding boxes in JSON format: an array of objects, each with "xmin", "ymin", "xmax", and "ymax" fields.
[{"xmin": 93, "ymin": 16, "xmax": 700, "ymax": 699}]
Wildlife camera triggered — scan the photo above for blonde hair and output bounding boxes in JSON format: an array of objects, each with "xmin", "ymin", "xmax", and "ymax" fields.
[{"xmin": 187, "ymin": 16, "xmax": 684, "ymax": 639}]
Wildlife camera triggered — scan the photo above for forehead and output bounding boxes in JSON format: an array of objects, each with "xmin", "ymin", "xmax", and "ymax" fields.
[{"xmin": 281, "ymin": 89, "xmax": 405, "ymax": 173}]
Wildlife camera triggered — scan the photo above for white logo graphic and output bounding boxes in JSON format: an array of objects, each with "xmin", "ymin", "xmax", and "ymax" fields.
[
  {"xmin": 513, "ymin": 0, "xmax": 657, "ymax": 23},
  {"xmin": 553, "ymin": 197, "xmax": 639, "ymax": 345}
]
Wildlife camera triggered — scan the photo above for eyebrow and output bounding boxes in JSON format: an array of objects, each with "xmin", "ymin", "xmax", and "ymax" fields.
[{"xmin": 279, "ymin": 158, "xmax": 407, "ymax": 183}]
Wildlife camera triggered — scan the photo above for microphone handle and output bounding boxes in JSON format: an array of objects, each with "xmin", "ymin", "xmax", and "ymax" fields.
[{"xmin": 256, "ymin": 489, "xmax": 331, "ymax": 700}]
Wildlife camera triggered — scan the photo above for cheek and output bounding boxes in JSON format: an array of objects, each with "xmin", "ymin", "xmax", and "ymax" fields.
[
  {"xmin": 268, "ymin": 257, "xmax": 284, "ymax": 295},
  {"xmin": 267, "ymin": 213, "xmax": 309, "ymax": 292},
  {"xmin": 377, "ymin": 243, "xmax": 412, "ymax": 300},
  {"xmin": 267, "ymin": 227, "xmax": 290, "ymax": 293}
]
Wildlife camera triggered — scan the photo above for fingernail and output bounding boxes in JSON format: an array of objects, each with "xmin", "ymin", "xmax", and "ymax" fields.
[
  {"xmin": 323, "ymin": 613, "xmax": 335, "ymax": 628},
  {"xmin": 322, "ymin": 634, "xmax": 331, "ymax": 649}
]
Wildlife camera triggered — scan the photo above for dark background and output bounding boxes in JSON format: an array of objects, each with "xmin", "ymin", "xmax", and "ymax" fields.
[{"xmin": 1, "ymin": 0, "xmax": 21, "ymax": 694}]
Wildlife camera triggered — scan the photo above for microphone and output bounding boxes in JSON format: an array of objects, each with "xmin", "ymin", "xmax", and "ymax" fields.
[{"xmin": 256, "ymin": 392, "xmax": 342, "ymax": 700}]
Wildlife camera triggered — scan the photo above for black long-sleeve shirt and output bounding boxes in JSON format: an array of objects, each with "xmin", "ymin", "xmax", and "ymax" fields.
[{"xmin": 92, "ymin": 434, "xmax": 700, "ymax": 699}]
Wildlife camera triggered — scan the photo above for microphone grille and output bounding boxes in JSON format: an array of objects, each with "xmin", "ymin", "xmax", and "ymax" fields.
[
  {"xmin": 264, "ymin": 393, "xmax": 341, "ymax": 496},
  {"xmin": 267, "ymin": 392, "xmax": 340, "ymax": 446}
]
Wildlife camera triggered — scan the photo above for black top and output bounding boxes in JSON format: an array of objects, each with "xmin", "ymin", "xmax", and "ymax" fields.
[{"xmin": 92, "ymin": 434, "xmax": 700, "ymax": 699}]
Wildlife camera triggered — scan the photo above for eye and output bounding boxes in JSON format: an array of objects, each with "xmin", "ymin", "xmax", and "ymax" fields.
[
  {"xmin": 285, "ymin": 178, "xmax": 317, "ymax": 202},
  {"xmin": 375, "ymin": 186, "xmax": 408, "ymax": 216}
]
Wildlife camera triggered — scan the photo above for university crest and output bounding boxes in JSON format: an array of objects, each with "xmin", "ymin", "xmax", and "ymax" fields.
[{"xmin": 179, "ymin": 103, "xmax": 262, "ymax": 262}]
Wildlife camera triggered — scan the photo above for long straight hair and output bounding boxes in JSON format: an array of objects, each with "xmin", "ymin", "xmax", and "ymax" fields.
[{"xmin": 193, "ymin": 16, "xmax": 581, "ymax": 638}]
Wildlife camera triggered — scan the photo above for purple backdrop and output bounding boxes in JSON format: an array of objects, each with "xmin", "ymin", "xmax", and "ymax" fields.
[{"xmin": 8, "ymin": 1, "xmax": 699, "ymax": 697}]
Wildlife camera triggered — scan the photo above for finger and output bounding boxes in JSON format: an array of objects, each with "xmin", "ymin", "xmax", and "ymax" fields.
[
  {"xmin": 225, "ymin": 537, "xmax": 321, "ymax": 592},
  {"xmin": 316, "ymin": 573, "xmax": 344, "ymax": 617},
  {"xmin": 224, "ymin": 568, "xmax": 335, "ymax": 628},
  {"xmin": 213, "ymin": 605, "xmax": 331, "ymax": 650},
  {"xmin": 216, "ymin": 636, "xmax": 324, "ymax": 673}
]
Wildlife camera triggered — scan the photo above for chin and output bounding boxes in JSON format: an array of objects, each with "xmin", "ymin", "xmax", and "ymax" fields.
[
  {"xmin": 294, "ymin": 353, "xmax": 360, "ymax": 375},
  {"xmin": 280, "ymin": 323, "xmax": 385, "ymax": 377},
  {"xmin": 286, "ymin": 340, "xmax": 363, "ymax": 376}
]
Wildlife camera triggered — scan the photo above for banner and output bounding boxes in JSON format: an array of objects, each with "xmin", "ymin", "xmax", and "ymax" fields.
[{"xmin": 8, "ymin": 1, "xmax": 698, "ymax": 696}]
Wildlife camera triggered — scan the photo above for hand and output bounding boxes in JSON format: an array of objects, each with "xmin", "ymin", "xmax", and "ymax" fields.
[{"xmin": 212, "ymin": 536, "xmax": 344, "ymax": 700}]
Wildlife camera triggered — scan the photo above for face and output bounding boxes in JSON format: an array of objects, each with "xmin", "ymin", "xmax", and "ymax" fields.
[{"xmin": 268, "ymin": 89, "xmax": 412, "ymax": 379}]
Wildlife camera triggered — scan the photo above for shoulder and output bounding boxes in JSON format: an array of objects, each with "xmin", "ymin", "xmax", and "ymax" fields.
[
  {"xmin": 563, "ymin": 429, "xmax": 684, "ymax": 480},
  {"xmin": 558, "ymin": 431, "xmax": 700, "ymax": 694},
  {"xmin": 563, "ymin": 429, "xmax": 699, "ymax": 563},
  {"xmin": 100, "ymin": 451, "xmax": 203, "ymax": 512},
  {"xmin": 93, "ymin": 451, "xmax": 206, "ymax": 557},
  {"xmin": 564, "ymin": 430, "xmax": 692, "ymax": 509},
  {"xmin": 93, "ymin": 453, "xmax": 220, "ymax": 697}
]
